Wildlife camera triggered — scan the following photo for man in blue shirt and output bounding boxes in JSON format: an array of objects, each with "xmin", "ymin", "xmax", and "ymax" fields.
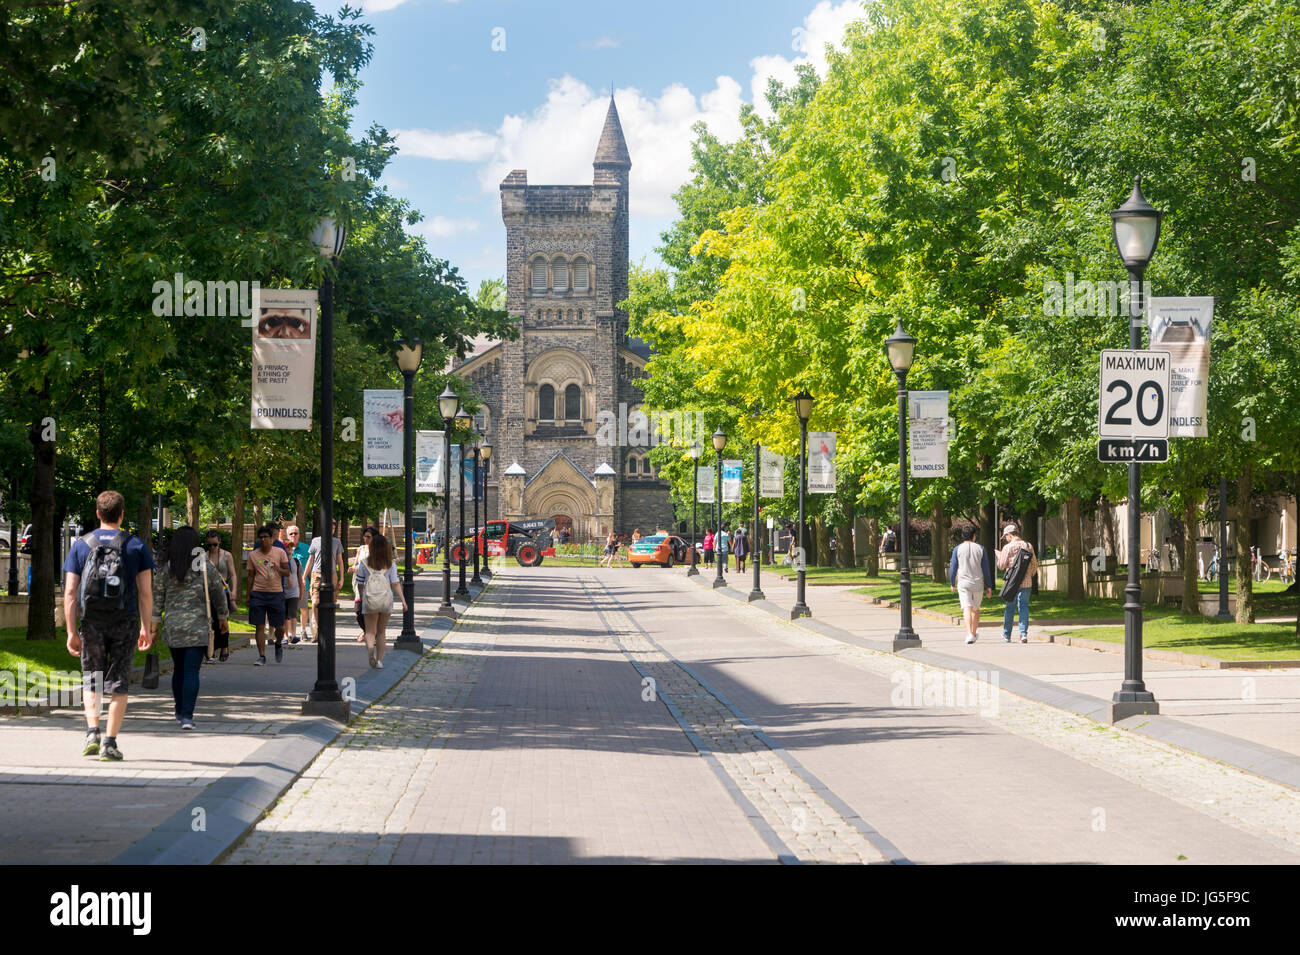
[{"xmin": 62, "ymin": 490, "xmax": 156, "ymax": 761}]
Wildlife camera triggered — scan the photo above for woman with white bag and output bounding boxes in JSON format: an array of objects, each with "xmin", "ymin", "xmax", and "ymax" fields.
[{"xmin": 353, "ymin": 533, "xmax": 407, "ymax": 670}]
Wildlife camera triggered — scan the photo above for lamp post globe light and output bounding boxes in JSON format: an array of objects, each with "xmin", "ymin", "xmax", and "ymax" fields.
[
  {"xmin": 436, "ymin": 385, "xmax": 460, "ymax": 618},
  {"xmin": 454, "ymin": 409, "xmax": 472, "ymax": 598},
  {"xmin": 475, "ymin": 438, "xmax": 492, "ymax": 582},
  {"xmin": 790, "ymin": 391, "xmax": 813, "ymax": 619},
  {"xmin": 712, "ymin": 428, "xmax": 727, "ymax": 588},
  {"xmin": 884, "ymin": 323, "xmax": 921, "ymax": 649},
  {"xmin": 304, "ymin": 216, "xmax": 350, "ymax": 719},
  {"xmin": 393, "ymin": 339, "xmax": 425, "ymax": 654},
  {"xmin": 1109, "ymin": 176, "xmax": 1163, "ymax": 721},
  {"xmin": 687, "ymin": 441, "xmax": 701, "ymax": 576}
]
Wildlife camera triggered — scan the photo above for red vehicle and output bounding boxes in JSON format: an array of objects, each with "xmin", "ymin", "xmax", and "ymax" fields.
[{"xmin": 450, "ymin": 518, "xmax": 556, "ymax": 567}]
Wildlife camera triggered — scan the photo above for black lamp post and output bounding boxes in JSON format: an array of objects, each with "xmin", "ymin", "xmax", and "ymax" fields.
[
  {"xmin": 687, "ymin": 442, "xmax": 701, "ymax": 576},
  {"xmin": 436, "ymin": 385, "xmax": 460, "ymax": 618},
  {"xmin": 791, "ymin": 391, "xmax": 813, "ymax": 619},
  {"xmin": 712, "ymin": 428, "xmax": 727, "ymax": 588},
  {"xmin": 885, "ymin": 324, "xmax": 920, "ymax": 649},
  {"xmin": 1217, "ymin": 476, "xmax": 1231, "ymax": 619},
  {"xmin": 304, "ymin": 216, "xmax": 349, "ymax": 720},
  {"xmin": 471, "ymin": 434, "xmax": 489, "ymax": 587},
  {"xmin": 393, "ymin": 339, "xmax": 424, "ymax": 655},
  {"xmin": 748, "ymin": 441, "xmax": 764, "ymax": 602},
  {"xmin": 479, "ymin": 440, "xmax": 493, "ymax": 579},
  {"xmin": 1109, "ymin": 175, "xmax": 1163, "ymax": 720},
  {"xmin": 454, "ymin": 408, "xmax": 472, "ymax": 598}
]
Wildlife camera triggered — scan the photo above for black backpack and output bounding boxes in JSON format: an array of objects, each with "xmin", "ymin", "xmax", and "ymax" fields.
[
  {"xmin": 1000, "ymin": 546, "xmax": 1032, "ymax": 601},
  {"xmin": 78, "ymin": 530, "xmax": 130, "ymax": 622}
]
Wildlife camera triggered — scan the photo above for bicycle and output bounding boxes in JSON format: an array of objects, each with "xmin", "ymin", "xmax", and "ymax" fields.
[
  {"xmin": 1206, "ymin": 548, "xmax": 1220, "ymax": 582},
  {"xmin": 1252, "ymin": 546, "xmax": 1272, "ymax": 583},
  {"xmin": 1146, "ymin": 547, "xmax": 1162, "ymax": 574},
  {"xmin": 1277, "ymin": 549, "xmax": 1296, "ymax": 586}
]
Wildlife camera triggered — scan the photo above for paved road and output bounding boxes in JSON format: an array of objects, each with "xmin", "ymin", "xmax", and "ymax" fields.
[{"xmin": 225, "ymin": 566, "xmax": 1300, "ymax": 864}]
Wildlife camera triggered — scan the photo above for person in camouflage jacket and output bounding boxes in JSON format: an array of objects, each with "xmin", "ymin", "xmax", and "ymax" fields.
[{"xmin": 151, "ymin": 526, "xmax": 228, "ymax": 729}]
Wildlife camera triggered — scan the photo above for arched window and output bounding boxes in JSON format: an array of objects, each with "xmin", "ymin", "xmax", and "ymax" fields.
[
  {"xmin": 531, "ymin": 259, "xmax": 548, "ymax": 294},
  {"xmin": 572, "ymin": 257, "xmax": 589, "ymax": 292},
  {"xmin": 642, "ymin": 457, "xmax": 654, "ymax": 476},
  {"xmin": 553, "ymin": 256, "xmax": 568, "ymax": 293},
  {"xmin": 564, "ymin": 384, "xmax": 581, "ymax": 421},
  {"xmin": 626, "ymin": 455, "xmax": 639, "ymax": 476},
  {"xmin": 538, "ymin": 384, "xmax": 555, "ymax": 421}
]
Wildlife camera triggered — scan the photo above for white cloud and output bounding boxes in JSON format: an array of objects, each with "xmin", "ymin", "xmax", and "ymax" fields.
[
  {"xmin": 395, "ymin": 128, "xmax": 498, "ymax": 162},
  {"xmin": 413, "ymin": 216, "xmax": 482, "ymax": 240},
  {"xmin": 751, "ymin": 0, "xmax": 867, "ymax": 117},
  {"xmin": 591, "ymin": 36, "xmax": 619, "ymax": 49}
]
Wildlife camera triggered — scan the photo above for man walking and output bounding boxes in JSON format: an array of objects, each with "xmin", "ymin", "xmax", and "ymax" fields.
[
  {"xmin": 62, "ymin": 490, "xmax": 156, "ymax": 761},
  {"xmin": 995, "ymin": 523, "xmax": 1038, "ymax": 644},
  {"xmin": 303, "ymin": 517, "xmax": 344, "ymax": 636},
  {"xmin": 288, "ymin": 524, "xmax": 311, "ymax": 640},
  {"xmin": 949, "ymin": 524, "xmax": 993, "ymax": 644},
  {"xmin": 246, "ymin": 524, "xmax": 290, "ymax": 664}
]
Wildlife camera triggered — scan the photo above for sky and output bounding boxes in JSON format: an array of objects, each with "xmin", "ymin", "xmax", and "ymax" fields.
[{"xmin": 310, "ymin": 0, "xmax": 870, "ymax": 290}]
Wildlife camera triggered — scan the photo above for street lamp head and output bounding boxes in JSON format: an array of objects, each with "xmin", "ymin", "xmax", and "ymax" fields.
[
  {"xmin": 688, "ymin": 441, "xmax": 702, "ymax": 460},
  {"xmin": 793, "ymin": 390, "xmax": 815, "ymax": 425},
  {"xmin": 884, "ymin": 321, "xmax": 917, "ymax": 374},
  {"xmin": 480, "ymin": 440, "xmax": 492, "ymax": 462},
  {"xmin": 455, "ymin": 408, "xmax": 473, "ymax": 440},
  {"xmin": 1110, "ymin": 175, "xmax": 1162, "ymax": 270},
  {"xmin": 395, "ymin": 339, "xmax": 424, "ymax": 374},
  {"xmin": 437, "ymin": 384, "xmax": 460, "ymax": 421},
  {"xmin": 712, "ymin": 427, "xmax": 727, "ymax": 452},
  {"xmin": 310, "ymin": 216, "xmax": 347, "ymax": 260}
]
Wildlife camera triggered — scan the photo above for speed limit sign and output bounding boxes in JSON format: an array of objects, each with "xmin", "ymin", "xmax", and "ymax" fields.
[{"xmin": 1098, "ymin": 350, "xmax": 1171, "ymax": 439}]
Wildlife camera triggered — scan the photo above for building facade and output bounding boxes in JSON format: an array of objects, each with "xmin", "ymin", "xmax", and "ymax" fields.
[{"xmin": 449, "ymin": 98, "xmax": 675, "ymax": 541}]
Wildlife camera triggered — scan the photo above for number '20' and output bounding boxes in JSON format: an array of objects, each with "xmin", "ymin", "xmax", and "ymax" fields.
[{"xmin": 1104, "ymin": 380, "xmax": 1164, "ymax": 426}]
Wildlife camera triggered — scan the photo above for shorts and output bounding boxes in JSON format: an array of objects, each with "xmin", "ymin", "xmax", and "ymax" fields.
[
  {"xmin": 79, "ymin": 615, "xmax": 138, "ymax": 696},
  {"xmin": 284, "ymin": 596, "xmax": 300, "ymax": 616},
  {"xmin": 249, "ymin": 590, "xmax": 286, "ymax": 628},
  {"xmin": 956, "ymin": 584, "xmax": 983, "ymax": 610},
  {"xmin": 310, "ymin": 572, "xmax": 321, "ymax": 608}
]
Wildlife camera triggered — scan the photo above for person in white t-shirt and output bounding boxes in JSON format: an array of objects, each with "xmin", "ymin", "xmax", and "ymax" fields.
[{"xmin": 948, "ymin": 523, "xmax": 993, "ymax": 644}]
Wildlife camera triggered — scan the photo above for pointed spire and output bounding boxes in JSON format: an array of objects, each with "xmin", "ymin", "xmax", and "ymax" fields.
[{"xmin": 593, "ymin": 95, "xmax": 631, "ymax": 168}]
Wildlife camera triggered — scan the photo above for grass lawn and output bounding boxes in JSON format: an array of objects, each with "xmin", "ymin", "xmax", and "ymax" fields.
[
  {"xmin": 773, "ymin": 566, "xmax": 879, "ymax": 584},
  {"xmin": 849, "ymin": 573, "xmax": 1180, "ymax": 621},
  {"xmin": 1061, "ymin": 615, "xmax": 1300, "ymax": 662}
]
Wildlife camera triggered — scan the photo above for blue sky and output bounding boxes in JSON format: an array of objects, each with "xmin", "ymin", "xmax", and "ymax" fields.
[{"xmin": 311, "ymin": 0, "xmax": 868, "ymax": 290}]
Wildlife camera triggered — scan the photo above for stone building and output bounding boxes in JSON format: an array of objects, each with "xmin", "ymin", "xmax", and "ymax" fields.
[{"xmin": 448, "ymin": 97, "xmax": 676, "ymax": 541}]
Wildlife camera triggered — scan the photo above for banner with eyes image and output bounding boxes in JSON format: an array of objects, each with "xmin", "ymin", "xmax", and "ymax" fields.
[{"xmin": 250, "ymin": 288, "xmax": 317, "ymax": 429}]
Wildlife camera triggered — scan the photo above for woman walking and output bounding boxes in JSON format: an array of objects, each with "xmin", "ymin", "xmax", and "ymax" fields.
[
  {"xmin": 350, "ymin": 526, "xmax": 376, "ymax": 643},
  {"xmin": 152, "ymin": 526, "xmax": 228, "ymax": 729},
  {"xmin": 600, "ymin": 531, "xmax": 617, "ymax": 568},
  {"xmin": 203, "ymin": 529, "xmax": 237, "ymax": 663},
  {"xmin": 703, "ymin": 528, "xmax": 715, "ymax": 567},
  {"xmin": 734, "ymin": 524, "xmax": 748, "ymax": 573},
  {"xmin": 353, "ymin": 533, "xmax": 406, "ymax": 669}
]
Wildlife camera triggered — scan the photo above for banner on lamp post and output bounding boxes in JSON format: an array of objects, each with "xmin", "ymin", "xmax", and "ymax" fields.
[
  {"xmin": 250, "ymin": 288, "xmax": 317, "ymax": 429},
  {"xmin": 759, "ymin": 447, "xmax": 785, "ymax": 498},
  {"xmin": 1148, "ymin": 296, "xmax": 1213, "ymax": 438},
  {"xmin": 697, "ymin": 465, "xmax": 715, "ymax": 504},
  {"xmin": 807, "ymin": 432, "xmax": 836, "ymax": 494},
  {"xmin": 363, "ymin": 389, "xmax": 404, "ymax": 476},
  {"xmin": 415, "ymin": 431, "xmax": 445, "ymax": 494},
  {"xmin": 722, "ymin": 459, "xmax": 742, "ymax": 503},
  {"xmin": 909, "ymin": 390, "xmax": 949, "ymax": 478}
]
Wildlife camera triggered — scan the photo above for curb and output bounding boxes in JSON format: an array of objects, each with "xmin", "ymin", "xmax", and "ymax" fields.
[
  {"xmin": 111, "ymin": 583, "xmax": 488, "ymax": 866},
  {"xmin": 698, "ymin": 576, "xmax": 1300, "ymax": 794}
]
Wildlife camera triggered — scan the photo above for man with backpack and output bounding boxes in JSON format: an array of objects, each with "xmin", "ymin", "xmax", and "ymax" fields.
[
  {"xmin": 62, "ymin": 490, "xmax": 156, "ymax": 761},
  {"xmin": 995, "ymin": 523, "xmax": 1039, "ymax": 644}
]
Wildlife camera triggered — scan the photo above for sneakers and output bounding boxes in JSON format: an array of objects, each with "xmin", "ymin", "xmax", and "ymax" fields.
[
  {"xmin": 82, "ymin": 735, "xmax": 100, "ymax": 757},
  {"xmin": 99, "ymin": 741, "xmax": 124, "ymax": 761},
  {"xmin": 274, "ymin": 641, "xmax": 284, "ymax": 663},
  {"xmin": 203, "ymin": 656, "xmax": 215, "ymax": 665},
  {"xmin": 1020, "ymin": 635, "xmax": 1029, "ymax": 644},
  {"xmin": 289, "ymin": 635, "xmax": 300, "ymax": 645},
  {"xmin": 218, "ymin": 650, "xmax": 229, "ymax": 662},
  {"xmin": 255, "ymin": 655, "xmax": 267, "ymax": 666},
  {"xmin": 965, "ymin": 633, "xmax": 977, "ymax": 644},
  {"xmin": 181, "ymin": 718, "xmax": 195, "ymax": 731},
  {"xmin": 375, "ymin": 659, "xmax": 384, "ymax": 670},
  {"xmin": 1002, "ymin": 634, "xmax": 1012, "ymax": 643}
]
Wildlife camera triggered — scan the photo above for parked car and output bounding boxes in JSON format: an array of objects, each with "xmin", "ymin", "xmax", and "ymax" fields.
[{"xmin": 629, "ymin": 534, "xmax": 689, "ymax": 568}]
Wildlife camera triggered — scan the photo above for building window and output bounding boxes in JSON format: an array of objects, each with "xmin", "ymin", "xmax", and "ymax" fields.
[
  {"xmin": 553, "ymin": 256, "xmax": 568, "ymax": 293},
  {"xmin": 564, "ymin": 384, "xmax": 581, "ymax": 421},
  {"xmin": 531, "ymin": 259, "xmax": 548, "ymax": 294},
  {"xmin": 539, "ymin": 384, "xmax": 555, "ymax": 421},
  {"xmin": 642, "ymin": 457, "xmax": 654, "ymax": 477},
  {"xmin": 473, "ymin": 406, "xmax": 489, "ymax": 434},
  {"xmin": 626, "ymin": 455, "xmax": 639, "ymax": 477},
  {"xmin": 573, "ymin": 257, "xmax": 589, "ymax": 292}
]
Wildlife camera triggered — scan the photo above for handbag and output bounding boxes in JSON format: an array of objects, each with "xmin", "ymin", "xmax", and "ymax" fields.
[
  {"xmin": 202, "ymin": 557, "xmax": 215, "ymax": 659},
  {"xmin": 142, "ymin": 651, "xmax": 160, "ymax": 689}
]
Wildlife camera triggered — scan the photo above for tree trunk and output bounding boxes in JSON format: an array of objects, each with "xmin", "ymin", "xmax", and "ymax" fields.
[
  {"xmin": 185, "ymin": 453, "xmax": 201, "ymax": 528},
  {"xmin": 295, "ymin": 494, "xmax": 306, "ymax": 535},
  {"xmin": 813, "ymin": 517, "xmax": 830, "ymax": 567},
  {"xmin": 930, "ymin": 498, "xmax": 947, "ymax": 582},
  {"xmin": 253, "ymin": 498, "xmax": 263, "ymax": 531},
  {"xmin": 978, "ymin": 498, "xmax": 995, "ymax": 556},
  {"xmin": 1236, "ymin": 463, "xmax": 1254, "ymax": 624},
  {"xmin": 1066, "ymin": 495, "xmax": 1085, "ymax": 600},
  {"xmin": 26, "ymin": 417, "xmax": 57, "ymax": 640},
  {"xmin": 1183, "ymin": 493, "xmax": 1201, "ymax": 615},
  {"xmin": 1098, "ymin": 495, "xmax": 1119, "ymax": 558},
  {"xmin": 865, "ymin": 517, "xmax": 880, "ymax": 577},
  {"xmin": 232, "ymin": 480, "xmax": 247, "ymax": 570},
  {"xmin": 1023, "ymin": 501, "xmax": 1043, "ymax": 594},
  {"xmin": 835, "ymin": 522, "xmax": 852, "ymax": 569}
]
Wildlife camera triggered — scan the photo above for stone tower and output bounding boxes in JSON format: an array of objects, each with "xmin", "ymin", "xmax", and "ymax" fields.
[{"xmin": 448, "ymin": 97, "xmax": 675, "ymax": 541}]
